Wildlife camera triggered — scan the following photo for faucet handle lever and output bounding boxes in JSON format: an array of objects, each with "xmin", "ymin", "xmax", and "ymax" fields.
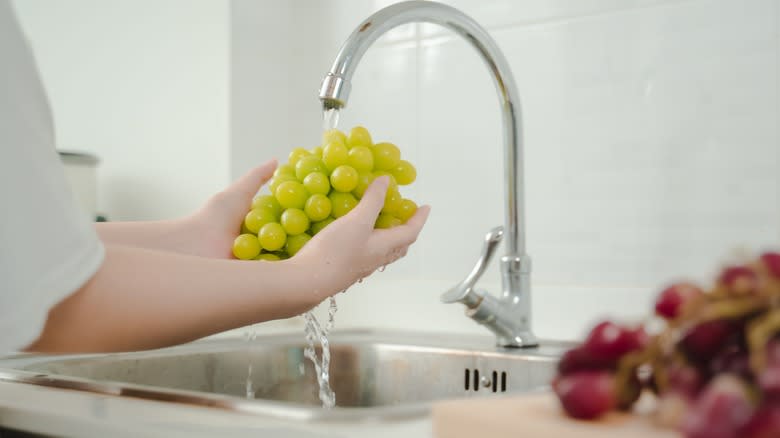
[{"xmin": 441, "ymin": 226, "xmax": 504, "ymax": 307}]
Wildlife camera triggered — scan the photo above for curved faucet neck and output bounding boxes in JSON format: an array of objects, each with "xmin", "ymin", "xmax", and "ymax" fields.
[{"xmin": 320, "ymin": 0, "xmax": 536, "ymax": 347}]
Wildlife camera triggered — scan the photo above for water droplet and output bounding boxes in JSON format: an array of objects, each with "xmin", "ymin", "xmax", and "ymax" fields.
[
  {"xmin": 378, "ymin": 265, "xmax": 386, "ymax": 272},
  {"xmin": 357, "ymin": 278, "xmax": 363, "ymax": 283}
]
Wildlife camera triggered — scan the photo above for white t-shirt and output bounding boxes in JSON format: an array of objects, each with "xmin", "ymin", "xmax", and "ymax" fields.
[{"xmin": 0, "ymin": 1, "xmax": 105, "ymax": 352}]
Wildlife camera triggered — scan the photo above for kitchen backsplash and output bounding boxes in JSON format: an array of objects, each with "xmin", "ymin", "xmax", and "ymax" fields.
[
  {"xmin": 232, "ymin": 0, "xmax": 779, "ymax": 340},
  {"xmin": 14, "ymin": 0, "xmax": 779, "ymax": 341}
]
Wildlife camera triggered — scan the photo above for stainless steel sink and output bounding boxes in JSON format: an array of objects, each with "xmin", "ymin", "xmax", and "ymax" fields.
[{"xmin": 0, "ymin": 330, "xmax": 569, "ymax": 421}]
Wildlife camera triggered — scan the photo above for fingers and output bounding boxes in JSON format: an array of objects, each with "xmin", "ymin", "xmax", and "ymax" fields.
[
  {"xmin": 231, "ymin": 160, "xmax": 278, "ymax": 203},
  {"xmin": 345, "ymin": 176, "xmax": 390, "ymax": 227},
  {"xmin": 387, "ymin": 205, "xmax": 430, "ymax": 246},
  {"xmin": 401, "ymin": 205, "xmax": 431, "ymax": 241},
  {"xmin": 369, "ymin": 205, "xmax": 430, "ymax": 263}
]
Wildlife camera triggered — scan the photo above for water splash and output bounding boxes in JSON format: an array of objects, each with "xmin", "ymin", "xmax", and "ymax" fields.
[
  {"xmin": 323, "ymin": 108, "xmax": 340, "ymax": 131},
  {"xmin": 303, "ymin": 309, "xmax": 336, "ymax": 408}
]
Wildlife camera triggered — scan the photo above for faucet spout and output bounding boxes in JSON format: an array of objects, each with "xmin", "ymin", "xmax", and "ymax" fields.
[{"xmin": 320, "ymin": 1, "xmax": 537, "ymax": 348}]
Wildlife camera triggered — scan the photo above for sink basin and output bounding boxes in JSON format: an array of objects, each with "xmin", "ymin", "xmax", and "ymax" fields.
[{"xmin": 0, "ymin": 330, "xmax": 569, "ymax": 421}]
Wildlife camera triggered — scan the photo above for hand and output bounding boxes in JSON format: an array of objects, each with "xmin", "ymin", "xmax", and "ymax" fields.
[
  {"xmin": 291, "ymin": 176, "xmax": 430, "ymax": 299},
  {"xmin": 190, "ymin": 160, "xmax": 277, "ymax": 258}
]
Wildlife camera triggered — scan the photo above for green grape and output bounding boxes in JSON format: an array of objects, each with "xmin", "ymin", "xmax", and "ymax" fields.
[
  {"xmin": 304, "ymin": 193, "xmax": 332, "ymax": 222},
  {"xmin": 347, "ymin": 146, "xmax": 374, "ymax": 172},
  {"xmin": 258, "ymin": 222, "xmax": 287, "ymax": 251},
  {"xmin": 396, "ymin": 199, "xmax": 417, "ymax": 222},
  {"xmin": 352, "ymin": 172, "xmax": 375, "ymax": 199},
  {"xmin": 273, "ymin": 164, "xmax": 295, "ymax": 178},
  {"xmin": 375, "ymin": 213, "xmax": 401, "ymax": 229},
  {"xmin": 310, "ymin": 217, "xmax": 335, "ymax": 235},
  {"xmin": 269, "ymin": 174, "xmax": 297, "ymax": 195},
  {"xmin": 372, "ymin": 142, "xmax": 401, "ymax": 170},
  {"xmin": 274, "ymin": 180, "xmax": 308, "ymax": 209},
  {"xmin": 280, "ymin": 208, "xmax": 310, "ymax": 236},
  {"xmin": 295, "ymin": 156, "xmax": 328, "ymax": 181},
  {"xmin": 244, "ymin": 207, "xmax": 277, "ymax": 234},
  {"xmin": 251, "ymin": 195, "xmax": 282, "ymax": 217},
  {"xmin": 254, "ymin": 253, "xmax": 281, "ymax": 261},
  {"xmin": 373, "ymin": 170, "xmax": 398, "ymax": 190},
  {"xmin": 286, "ymin": 233, "xmax": 312, "ymax": 257},
  {"xmin": 382, "ymin": 187, "xmax": 403, "ymax": 214},
  {"xmin": 303, "ymin": 171, "xmax": 330, "ymax": 195},
  {"xmin": 288, "ymin": 147, "xmax": 310, "ymax": 167},
  {"xmin": 310, "ymin": 146, "xmax": 323, "ymax": 158},
  {"xmin": 392, "ymin": 160, "xmax": 416, "ymax": 185},
  {"xmin": 322, "ymin": 129, "xmax": 347, "ymax": 147},
  {"xmin": 241, "ymin": 222, "xmax": 252, "ymax": 234},
  {"xmin": 232, "ymin": 234, "xmax": 261, "ymax": 260},
  {"xmin": 330, "ymin": 165, "xmax": 359, "ymax": 192},
  {"xmin": 329, "ymin": 192, "xmax": 358, "ymax": 218},
  {"xmin": 347, "ymin": 126, "xmax": 372, "ymax": 148},
  {"xmin": 322, "ymin": 141, "xmax": 349, "ymax": 171}
]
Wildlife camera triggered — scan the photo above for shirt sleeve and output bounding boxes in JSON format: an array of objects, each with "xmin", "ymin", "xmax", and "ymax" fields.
[{"xmin": 0, "ymin": 0, "xmax": 105, "ymax": 352}]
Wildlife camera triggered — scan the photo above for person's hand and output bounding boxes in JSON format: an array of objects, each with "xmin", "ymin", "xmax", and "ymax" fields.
[
  {"xmin": 189, "ymin": 160, "xmax": 278, "ymax": 258},
  {"xmin": 290, "ymin": 175, "xmax": 430, "ymax": 300}
]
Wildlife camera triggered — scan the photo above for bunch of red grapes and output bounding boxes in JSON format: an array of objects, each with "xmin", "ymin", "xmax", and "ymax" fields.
[{"xmin": 553, "ymin": 251, "xmax": 780, "ymax": 438}]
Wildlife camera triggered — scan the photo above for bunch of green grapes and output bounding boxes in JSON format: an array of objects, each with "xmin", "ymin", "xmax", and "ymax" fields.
[{"xmin": 232, "ymin": 126, "xmax": 418, "ymax": 261}]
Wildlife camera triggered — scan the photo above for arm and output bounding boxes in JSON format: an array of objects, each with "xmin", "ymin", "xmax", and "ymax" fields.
[
  {"xmin": 94, "ymin": 162, "xmax": 278, "ymax": 259},
  {"xmin": 26, "ymin": 244, "xmax": 312, "ymax": 353},
  {"xmin": 26, "ymin": 177, "xmax": 429, "ymax": 353}
]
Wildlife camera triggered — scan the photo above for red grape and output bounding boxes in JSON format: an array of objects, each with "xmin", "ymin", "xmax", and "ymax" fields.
[
  {"xmin": 553, "ymin": 371, "xmax": 616, "ymax": 420},
  {"xmin": 761, "ymin": 252, "xmax": 780, "ymax": 279},
  {"xmin": 655, "ymin": 283, "xmax": 704, "ymax": 319},
  {"xmin": 582, "ymin": 321, "xmax": 648, "ymax": 362},
  {"xmin": 710, "ymin": 344, "xmax": 752, "ymax": 381},
  {"xmin": 758, "ymin": 364, "xmax": 780, "ymax": 400},
  {"xmin": 718, "ymin": 266, "xmax": 760, "ymax": 296},
  {"xmin": 767, "ymin": 338, "xmax": 780, "ymax": 365},
  {"xmin": 681, "ymin": 320, "xmax": 737, "ymax": 361},
  {"xmin": 759, "ymin": 339, "xmax": 780, "ymax": 400},
  {"xmin": 682, "ymin": 375, "xmax": 755, "ymax": 438},
  {"xmin": 666, "ymin": 362, "xmax": 706, "ymax": 399},
  {"xmin": 741, "ymin": 402, "xmax": 780, "ymax": 438},
  {"xmin": 557, "ymin": 346, "xmax": 615, "ymax": 375}
]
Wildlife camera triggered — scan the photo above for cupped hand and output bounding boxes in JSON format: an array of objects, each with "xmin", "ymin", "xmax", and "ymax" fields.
[
  {"xmin": 291, "ymin": 175, "xmax": 430, "ymax": 300},
  {"xmin": 189, "ymin": 160, "xmax": 277, "ymax": 258}
]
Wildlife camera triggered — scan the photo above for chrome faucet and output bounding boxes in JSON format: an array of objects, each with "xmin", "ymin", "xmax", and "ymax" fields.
[{"xmin": 319, "ymin": 1, "xmax": 538, "ymax": 348}]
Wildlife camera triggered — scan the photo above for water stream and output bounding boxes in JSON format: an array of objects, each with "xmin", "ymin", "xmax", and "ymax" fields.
[{"xmin": 302, "ymin": 296, "xmax": 338, "ymax": 408}]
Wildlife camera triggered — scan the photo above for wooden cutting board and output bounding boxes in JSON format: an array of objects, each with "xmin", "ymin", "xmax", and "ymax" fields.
[{"xmin": 432, "ymin": 392, "xmax": 681, "ymax": 438}]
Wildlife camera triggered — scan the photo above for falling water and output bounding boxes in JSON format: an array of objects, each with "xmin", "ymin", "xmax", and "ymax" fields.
[
  {"xmin": 245, "ymin": 325, "xmax": 257, "ymax": 399},
  {"xmin": 302, "ymin": 296, "xmax": 339, "ymax": 408},
  {"xmin": 323, "ymin": 108, "xmax": 340, "ymax": 131},
  {"xmin": 297, "ymin": 108, "xmax": 342, "ymax": 408}
]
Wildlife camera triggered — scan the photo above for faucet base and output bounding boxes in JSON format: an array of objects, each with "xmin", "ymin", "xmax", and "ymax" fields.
[{"xmin": 466, "ymin": 292, "xmax": 539, "ymax": 348}]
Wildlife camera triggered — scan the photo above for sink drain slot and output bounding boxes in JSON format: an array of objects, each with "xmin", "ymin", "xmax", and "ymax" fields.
[{"xmin": 464, "ymin": 369, "xmax": 508, "ymax": 393}]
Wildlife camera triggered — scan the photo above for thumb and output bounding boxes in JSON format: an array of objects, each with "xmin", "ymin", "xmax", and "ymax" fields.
[
  {"xmin": 346, "ymin": 175, "xmax": 389, "ymax": 226},
  {"xmin": 227, "ymin": 160, "xmax": 278, "ymax": 205}
]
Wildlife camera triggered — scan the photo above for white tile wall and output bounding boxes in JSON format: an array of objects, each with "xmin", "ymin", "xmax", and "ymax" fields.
[
  {"xmin": 15, "ymin": 0, "xmax": 230, "ymax": 221},
  {"xmin": 235, "ymin": 0, "xmax": 780, "ymax": 341}
]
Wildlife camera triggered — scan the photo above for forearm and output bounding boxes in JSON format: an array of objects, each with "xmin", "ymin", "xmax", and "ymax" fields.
[
  {"xmin": 94, "ymin": 219, "xmax": 206, "ymax": 255},
  {"xmin": 26, "ymin": 244, "xmax": 314, "ymax": 353}
]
